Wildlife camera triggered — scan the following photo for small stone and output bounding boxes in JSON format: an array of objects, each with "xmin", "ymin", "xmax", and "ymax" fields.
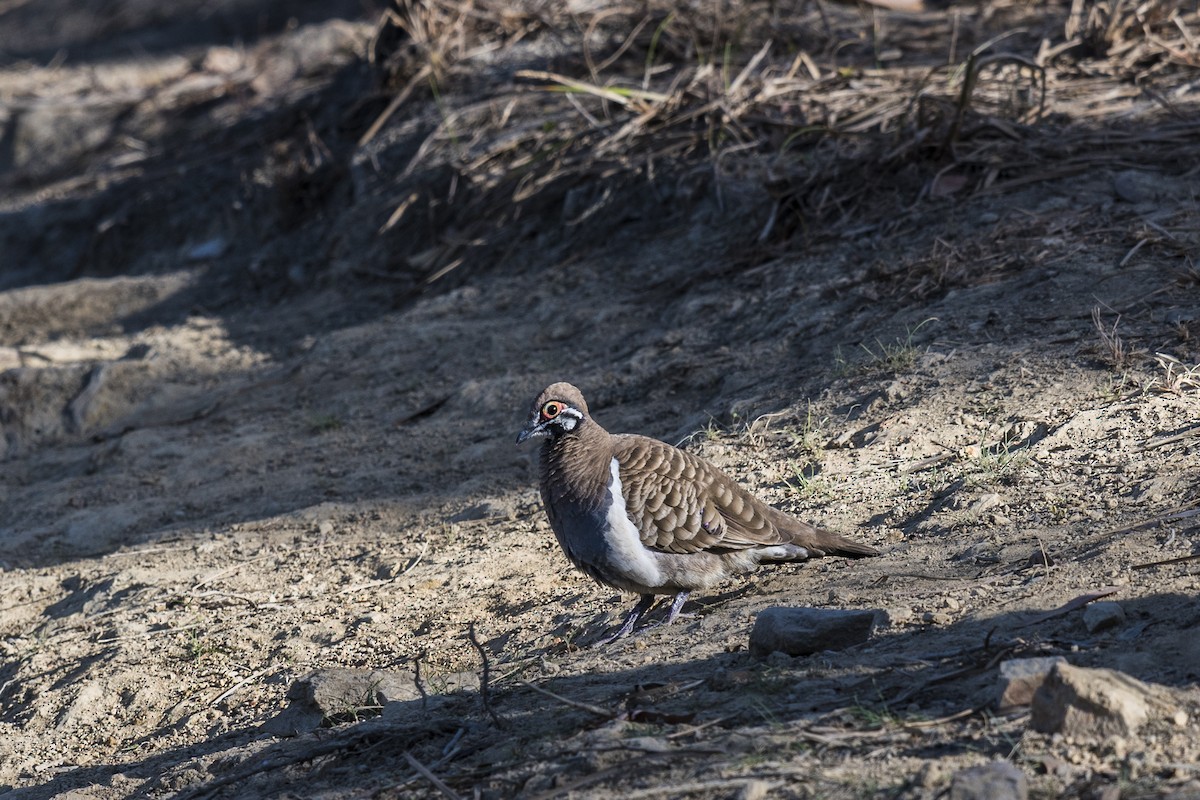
[
  {"xmin": 882, "ymin": 607, "xmax": 913, "ymax": 626},
  {"xmin": 944, "ymin": 597, "xmax": 960, "ymax": 610},
  {"xmin": 263, "ymin": 668, "xmax": 479, "ymax": 736},
  {"xmin": 376, "ymin": 561, "xmax": 406, "ymax": 579},
  {"xmin": 969, "ymin": 493, "xmax": 1003, "ymax": 515},
  {"xmin": 737, "ymin": 779, "xmax": 775, "ymax": 800},
  {"xmin": 1082, "ymin": 602, "xmax": 1126, "ymax": 633},
  {"xmin": 997, "ymin": 657, "xmax": 1067, "ymax": 711},
  {"xmin": 949, "ymin": 761, "xmax": 1028, "ymax": 800},
  {"xmin": 1112, "ymin": 169, "xmax": 1160, "ymax": 203},
  {"xmin": 624, "ymin": 736, "xmax": 669, "ymax": 753},
  {"xmin": 918, "ymin": 761, "xmax": 950, "ymax": 788},
  {"xmin": 749, "ymin": 607, "xmax": 877, "ymax": 658}
]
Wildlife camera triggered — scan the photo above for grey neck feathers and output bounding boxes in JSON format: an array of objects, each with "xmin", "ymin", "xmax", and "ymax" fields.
[{"xmin": 539, "ymin": 420, "xmax": 613, "ymax": 512}]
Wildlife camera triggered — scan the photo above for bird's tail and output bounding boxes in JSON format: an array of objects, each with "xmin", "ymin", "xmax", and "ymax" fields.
[
  {"xmin": 812, "ymin": 530, "xmax": 880, "ymax": 558},
  {"xmin": 777, "ymin": 513, "xmax": 880, "ymax": 558}
]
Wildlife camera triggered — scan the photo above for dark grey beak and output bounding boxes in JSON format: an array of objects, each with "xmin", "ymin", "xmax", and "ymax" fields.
[{"xmin": 516, "ymin": 420, "xmax": 543, "ymax": 445}]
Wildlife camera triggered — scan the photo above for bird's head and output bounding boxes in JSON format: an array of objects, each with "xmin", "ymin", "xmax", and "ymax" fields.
[{"xmin": 516, "ymin": 382, "xmax": 590, "ymax": 445}]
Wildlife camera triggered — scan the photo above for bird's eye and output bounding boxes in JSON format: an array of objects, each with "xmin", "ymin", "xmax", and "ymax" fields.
[{"xmin": 541, "ymin": 402, "xmax": 561, "ymax": 419}]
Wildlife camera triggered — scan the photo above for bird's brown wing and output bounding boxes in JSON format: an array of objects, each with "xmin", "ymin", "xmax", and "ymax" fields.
[{"xmin": 613, "ymin": 435, "xmax": 789, "ymax": 554}]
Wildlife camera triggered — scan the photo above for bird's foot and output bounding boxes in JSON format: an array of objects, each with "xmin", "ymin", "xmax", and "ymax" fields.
[
  {"xmin": 593, "ymin": 592, "xmax": 693, "ymax": 645},
  {"xmin": 592, "ymin": 594, "xmax": 657, "ymax": 646},
  {"xmin": 662, "ymin": 591, "xmax": 690, "ymax": 625}
]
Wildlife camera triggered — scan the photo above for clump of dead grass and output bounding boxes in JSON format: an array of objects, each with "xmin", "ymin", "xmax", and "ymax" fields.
[
  {"xmin": 1146, "ymin": 352, "xmax": 1200, "ymax": 394},
  {"xmin": 359, "ymin": 0, "xmax": 1200, "ymax": 281},
  {"xmin": 1091, "ymin": 306, "xmax": 1200, "ymax": 397},
  {"xmin": 1092, "ymin": 306, "xmax": 1133, "ymax": 370}
]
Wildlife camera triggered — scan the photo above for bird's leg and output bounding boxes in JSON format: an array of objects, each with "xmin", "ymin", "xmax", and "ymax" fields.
[
  {"xmin": 594, "ymin": 594, "xmax": 657, "ymax": 645},
  {"xmin": 663, "ymin": 591, "xmax": 689, "ymax": 625}
]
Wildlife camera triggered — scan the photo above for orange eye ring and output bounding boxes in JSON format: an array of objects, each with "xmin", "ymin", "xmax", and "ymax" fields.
[{"xmin": 541, "ymin": 402, "xmax": 561, "ymax": 420}]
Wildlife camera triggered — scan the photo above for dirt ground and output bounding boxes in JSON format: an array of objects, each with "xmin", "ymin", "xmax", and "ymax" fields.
[{"xmin": 2, "ymin": 1, "xmax": 1199, "ymax": 798}]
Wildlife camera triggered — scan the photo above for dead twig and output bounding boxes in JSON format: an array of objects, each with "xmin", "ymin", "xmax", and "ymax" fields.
[
  {"xmin": 1137, "ymin": 423, "xmax": 1200, "ymax": 451},
  {"xmin": 515, "ymin": 678, "xmax": 613, "ymax": 718},
  {"xmin": 209, "ymin": 663, "xmax": 285, "ymax": 707},
  {"xmin": 404, "ymin": 751, "xmax": 464, "ymax": 800},
  {"xmin": 467, "ymin": 622, "xmax": 507, "ymax": 727},
  {"xmin": 1102, "ymin": 506, "xmax": 1200, "ymax": 535},
  {"xmin": 1132, "ymin": 552, "xmax": 1200, "ymax": 571},
  {"xmin": 1017, "ymin": 587, "xmax": 1121, "ymax": 627}
]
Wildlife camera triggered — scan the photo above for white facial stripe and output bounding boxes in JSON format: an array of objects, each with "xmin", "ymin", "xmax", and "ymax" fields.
[{"xmin": 556, "ymin": 407, "xmax": 583, "ymax": 431}]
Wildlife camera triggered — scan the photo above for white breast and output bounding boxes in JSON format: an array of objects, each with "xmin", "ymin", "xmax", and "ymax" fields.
[{"xmin": 602, "ymin": 458, "xmax": 664, "ymax": 590}]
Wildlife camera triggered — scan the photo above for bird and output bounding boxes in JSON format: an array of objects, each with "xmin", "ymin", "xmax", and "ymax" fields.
[{"xmin": 516, "ymin": 382, "xmax": 879, "ymax": 642}]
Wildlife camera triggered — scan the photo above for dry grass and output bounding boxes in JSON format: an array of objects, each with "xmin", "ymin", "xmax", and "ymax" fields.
[
  {"xmin": 357, "ymin": 0, "xmax": 1200, "ymax": 281},
  {"xmin": 1092, "ymin": 306, "xmax": 1130, "ymax": 369},
  {"xmin": 1147, "ymin": 352, "xmax": 1200, "ymax": 394}
]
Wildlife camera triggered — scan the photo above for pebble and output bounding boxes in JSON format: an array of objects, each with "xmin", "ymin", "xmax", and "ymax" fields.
[
  {"xmin": 1082, "ymin": 601, "xmax": 1126, "ymax": 633},
  {"xmin": 737, "ymin": 780, "xmax": 775, "ymax": 800},
  {"xmin": 950, "ymin": 761, "xmax": 1028, "ymax": 800},
  {"xmin": 996, "ymin": 656, "xmax": 1066, "ymax": 711}
]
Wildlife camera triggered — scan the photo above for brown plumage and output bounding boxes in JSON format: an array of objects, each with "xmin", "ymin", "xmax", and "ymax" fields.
[{"xmin": 517, "ymin": 382, "xmax": 879, "ymax": 641}]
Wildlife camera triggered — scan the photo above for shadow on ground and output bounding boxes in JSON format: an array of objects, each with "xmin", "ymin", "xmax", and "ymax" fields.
[{"xmin": 5, "ymin": 591, "xmax": 1196, "ymax": 799}]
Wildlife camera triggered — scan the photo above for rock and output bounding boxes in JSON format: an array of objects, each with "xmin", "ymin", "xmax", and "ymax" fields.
[
  {"xmin": 1030, "ymin": 663, "xmax": 1181, "ymax": 738},
  {"xmin": 749, "ymin": 607, "xmax": 877, "ymax": 658},
  {"xmin": 881, "ymin": 606, "xmax": 914, "ymax": 626},
  {"xmin": 950, "ymin": 761, "xmax": 1028, "ymax": 800},
  {"xmin": 1082, "ymin": 601, "xmax": 1126, "ymax": 633},
  {"xmin": 997, "ymin": 656, "xmax": 1067, "ymax": 711},
  {"xmin": 1112, "ymin": 170, "xmax": 1160, "ymax": 203},
  {"xmin": 969, "ymin": 493, "xmax": 1004, "ymax": 515},
  {"xmin": 262, "ymin": 668, "xmax": 471, "ymax": 736},
  {"xmin": 55, "ymin": 681, "xmax": 106, "ymax": 730},
  {"xmin": 918, "ymin": 761, "xmax": 951, "ymax": 788},
  {"xmin": 737, "ymin": 779, "xmax": 775, "ymax": 800}
]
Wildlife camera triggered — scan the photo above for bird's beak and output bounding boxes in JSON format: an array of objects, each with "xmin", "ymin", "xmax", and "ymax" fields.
[{"xmin": 516, "ymin": 419, "xmax": 545, "ymax": 445}]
